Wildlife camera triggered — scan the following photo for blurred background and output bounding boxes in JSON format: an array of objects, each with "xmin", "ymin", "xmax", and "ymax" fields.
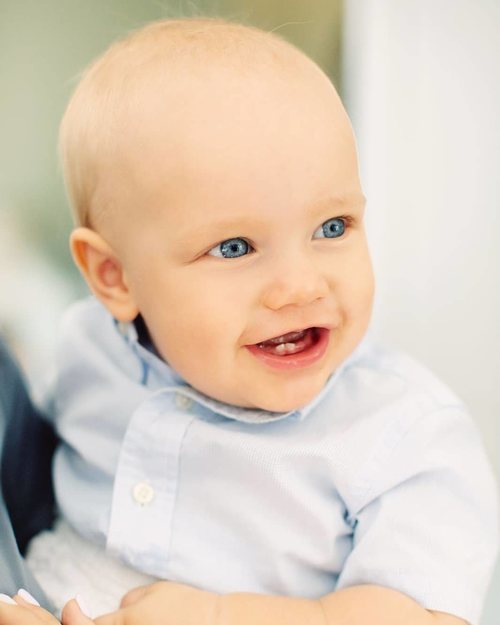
[{"xmin": 0, "ymin": 0, "xmax": 498, "ymax": 621}]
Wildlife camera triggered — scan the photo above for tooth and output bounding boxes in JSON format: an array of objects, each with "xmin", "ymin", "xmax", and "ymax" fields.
[
  {"xmin": 272, "ymin": 336, "xmax": 288, "ymax": 345},
  {"xmin": 275, "ymin": 342, "xmax": 296, "ymax": 354}
]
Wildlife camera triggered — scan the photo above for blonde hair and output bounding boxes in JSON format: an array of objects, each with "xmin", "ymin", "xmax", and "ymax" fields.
[{"xmin": 59, "ymin": 18, "xmax": 305, "ymax": 228}]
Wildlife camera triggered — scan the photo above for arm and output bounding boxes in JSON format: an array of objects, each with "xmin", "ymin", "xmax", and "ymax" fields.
[
  {"xmin": 91, "ymin": 582, "xmax": 469, "ymax": 625},
  {"xmin": 0, "ymin": 582, "xmax": 469, "ymax": 625},
  {"xmin": 217, "ymin": 584, "xmax": 469, "ymax": 625}
]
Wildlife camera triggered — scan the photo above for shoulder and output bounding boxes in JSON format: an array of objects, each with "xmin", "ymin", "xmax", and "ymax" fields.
[
  {"xmin": 58, "ymin": 297, "xmax": 134, "ymax": 366},
  {"xmin": 319, "ymin": 339, "xmax": 494, "ymax": 508},
  {"xmin": 318, "ymin": 339, "xmax": 469, "ymax": 455},
  {"xmin": 341, "ymin": 339, "xmax": 465, "ymax": 414},
  {"xmin": 55, "ymin": 297, "xmax": 144, "ymax": 390},
  {"xmin": 339, "ymin": 340, "xmax": 496, "ymax": 504}
]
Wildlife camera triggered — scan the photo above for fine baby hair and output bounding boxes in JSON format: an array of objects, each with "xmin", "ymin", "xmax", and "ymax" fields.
[{"xmin": 59, "ymin": 17, "xmax": 316, "ymax": 229}]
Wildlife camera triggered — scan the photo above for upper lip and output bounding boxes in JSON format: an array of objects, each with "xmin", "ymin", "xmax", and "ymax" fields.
[{"xmin": 247, "ymin": 324, "xmax": 332, "ymax": 346}]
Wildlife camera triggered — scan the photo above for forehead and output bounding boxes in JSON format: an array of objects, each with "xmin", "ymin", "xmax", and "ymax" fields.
[
  {"xmin": 94, "ymin": 43, "xmax": 360, "ymax": 245},
  {"xmin": 123, "ymin": 68, "xmax": 355, "ymax": 204}
]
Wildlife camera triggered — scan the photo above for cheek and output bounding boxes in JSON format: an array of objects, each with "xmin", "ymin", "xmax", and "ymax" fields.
[
  {"xmin": 142, "ymin": 271, "xmax": 251, "ymax": 364},
  {"xmin": 337, "ymin": 253, "xmax": 375, "ymax": 318}
]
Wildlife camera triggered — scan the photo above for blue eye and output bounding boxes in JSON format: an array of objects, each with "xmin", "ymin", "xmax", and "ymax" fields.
[
  {"xmin": 208, "ymin": 238, "xmax": 251, "ymax": 258},
  {"xmin": 313, "ymin": 217, "xmax": 346, "ymax": 239}
]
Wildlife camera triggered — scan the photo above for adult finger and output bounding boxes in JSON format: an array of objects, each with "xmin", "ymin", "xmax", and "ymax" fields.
[
  {"xmin": 10, "ymin": 593, "xmax": 57, "ymax": 624},
  {"xmin": 0, "ymin": 600, "xmax": 54, "ymax": 625}
]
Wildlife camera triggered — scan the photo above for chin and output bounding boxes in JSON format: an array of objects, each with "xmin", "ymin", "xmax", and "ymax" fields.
[{"xmin": 251, "ymin": 379, "xmax": 326, "ymax": 414}]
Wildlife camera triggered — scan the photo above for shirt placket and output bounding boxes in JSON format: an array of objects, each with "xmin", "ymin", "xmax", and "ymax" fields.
[{"xmin": 106, "ymin": 389, "xmax": 195, "ymax": 578}]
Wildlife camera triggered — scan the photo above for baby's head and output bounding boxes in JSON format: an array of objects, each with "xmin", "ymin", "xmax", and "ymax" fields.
[{"xmin": 61, "ymin": 18, "xmax": 374, "ymax": 412}]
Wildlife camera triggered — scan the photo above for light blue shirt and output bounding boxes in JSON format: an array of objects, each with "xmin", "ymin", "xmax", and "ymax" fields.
[{"xmin": 48, "ymin": 298, "xmax": 498, "ymax": 625}]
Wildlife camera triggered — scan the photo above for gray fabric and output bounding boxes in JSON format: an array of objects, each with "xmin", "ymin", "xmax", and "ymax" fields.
[{"xmin": 0, "ymin": 338, "xmax": 55, "ymax": 611}]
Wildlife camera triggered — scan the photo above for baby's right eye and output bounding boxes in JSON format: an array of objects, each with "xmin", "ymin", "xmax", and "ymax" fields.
[{"xmin": 207, "ymin": 238, "xmax": 253, "ymax": 259}]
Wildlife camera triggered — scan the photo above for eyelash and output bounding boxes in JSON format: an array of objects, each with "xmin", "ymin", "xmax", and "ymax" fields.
[{"xmin": 207, "ymin": 216, "xmax": 354, "ymax": 259}]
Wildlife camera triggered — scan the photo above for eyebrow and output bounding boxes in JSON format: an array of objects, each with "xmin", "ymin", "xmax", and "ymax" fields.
[
  {"xmin": 179, "ymin": 217, "xmax": 267, "ymax": 245},
  {"xmin": 310, "ymin": 192, "xmax": 366, "ymax": 213},
  {"xmin": 179, "ymin": 193, "xmax": 366, "ymax": 244}
]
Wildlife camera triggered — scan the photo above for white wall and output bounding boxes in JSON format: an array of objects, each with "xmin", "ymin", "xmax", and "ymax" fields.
[{"xmin": 342, "ymin": 1, "xmax": 500, "ymax": 623}]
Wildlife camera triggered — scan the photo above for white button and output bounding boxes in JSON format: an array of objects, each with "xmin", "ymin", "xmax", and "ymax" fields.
[
  {"xmin": 175, "ymin": 393, "xmax": 193, "ymax": 411},
  {"xmin": 132, "ymin": 481, "xmax": 155, "ymax": 506}
]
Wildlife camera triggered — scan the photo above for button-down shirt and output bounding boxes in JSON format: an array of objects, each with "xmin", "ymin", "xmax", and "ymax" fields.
[{"xmin": 47, "ymin": 298, "xmax": 498, "ymax": 625}]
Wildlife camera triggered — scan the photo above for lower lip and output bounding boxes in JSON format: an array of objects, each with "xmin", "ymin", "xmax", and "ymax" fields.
[{"xmin": 245, "ymin": 328, "xmax": 330, "ymax": 370}]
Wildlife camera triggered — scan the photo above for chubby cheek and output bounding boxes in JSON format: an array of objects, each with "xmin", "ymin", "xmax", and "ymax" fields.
[
  {"xmin": 336, "ymin": 256, "xmax": 374, "ymax": 331},
  {"xmin": 142, "ymin": 273, "xmax": 249, "ymax": 385},
  {"xmin": 352, "ymin": 268, "xmax": 375, "ymax": 329}
]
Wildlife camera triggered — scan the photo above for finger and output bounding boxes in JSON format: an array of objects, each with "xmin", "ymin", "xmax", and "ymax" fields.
[
  {"xmin": 17, "ymin": 588, "xmax": 41, "ymax": 607},
  {"xmin": 13, "ymin": 594, "xmax": 35, "ymax": 606},
  {"xmin": 93, "ymin": 611, "xmax": 125, "ymax": 625},
  {"xmin": 0, "ymin": 602, "xmax": 23, "ymax": 625},
  {"xmin": 0, "ymin": 599, "xmax": 57, "ymax": 625},
  {"xmin": 11, "ymin": 595, "xmax": 58, "ymax": 624},
  {"xmin": 61, "ymin": 599, "xmax": 95, "ymax": 625},
  {"xmin": 13, "ymin": 595, "xmax": 40, "ymax": 611},
  {"xmin": 119, "ymin": 585, "xmax": 150, "ymax": 608}
]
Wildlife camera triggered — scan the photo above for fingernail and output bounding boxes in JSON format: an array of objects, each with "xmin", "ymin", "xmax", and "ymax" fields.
[
  {"xmin": 75, "ymin": 593, "xmax": 92, "ymax": 617},
  {"xmin": 0, "ymin": 593, "xmax": 16, "ymax": 605},
  {"xmin": 17, "ymin": 588, "xmax": 40, "ymax": 606}
]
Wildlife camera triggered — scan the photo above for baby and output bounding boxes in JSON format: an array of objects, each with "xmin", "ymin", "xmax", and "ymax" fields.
[{"xmin": 0, "ymin": 16, "xmax": 497, "ymax": 625}]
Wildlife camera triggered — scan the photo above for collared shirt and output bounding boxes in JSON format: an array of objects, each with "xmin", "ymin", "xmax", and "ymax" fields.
[{"xmin": 47, "ymin": 298, "xmax": 498, "ymax": 625}]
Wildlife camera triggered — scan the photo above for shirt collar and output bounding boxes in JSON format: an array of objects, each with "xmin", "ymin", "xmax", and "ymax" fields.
[{"xmin": 115, "ymin": 318, "xmax": 364, "ymax": 425}]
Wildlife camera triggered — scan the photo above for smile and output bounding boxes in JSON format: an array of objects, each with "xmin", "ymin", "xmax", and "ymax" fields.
[{"xmin": 245, "ymin": 327, "xmax": 330, "ymax": 370}]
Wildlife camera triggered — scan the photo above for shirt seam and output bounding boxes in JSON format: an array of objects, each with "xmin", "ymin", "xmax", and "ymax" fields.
[{"xmin": 347, "ymin": 402, "xmax": 467, "ymax": 516}]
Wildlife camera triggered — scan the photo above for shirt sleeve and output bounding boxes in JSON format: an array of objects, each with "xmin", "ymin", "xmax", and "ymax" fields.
[{"xmin": 335, "ymin": 405, "xmax": 499, "ymax": 625}]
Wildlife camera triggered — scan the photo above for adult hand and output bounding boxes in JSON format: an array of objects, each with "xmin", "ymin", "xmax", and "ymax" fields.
[{"xmin": 0, "ymin": 592, "xmax": 94, "ymax": 625}]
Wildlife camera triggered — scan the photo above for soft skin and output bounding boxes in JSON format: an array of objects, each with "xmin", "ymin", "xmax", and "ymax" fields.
[
  {"xmin": 70, "ymin": 55, "xmax": 374, "ymax": 413},
  {"xmin": 0, "ymin": 583, "xmax": 469, "ymax": 625}
]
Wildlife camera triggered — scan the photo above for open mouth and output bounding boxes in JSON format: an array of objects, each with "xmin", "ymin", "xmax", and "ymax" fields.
[
  {"xmin": 246, "ymin": 327, "xmax": 330, "ymax": 370},
  {"xmin": 257, "ymin": 328, "xmax": 318, "ymax": 355}
]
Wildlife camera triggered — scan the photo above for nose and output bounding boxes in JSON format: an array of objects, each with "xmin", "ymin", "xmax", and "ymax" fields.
[{"xmin": 260, "ymin": 253, "xmax": 330, "ymax": 311}]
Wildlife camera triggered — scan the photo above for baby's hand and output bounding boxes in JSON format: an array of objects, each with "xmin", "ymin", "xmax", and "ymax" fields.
[
  {"xmin": 0, "ymin": 591, "xmax": 93, "ymax": 625},
  {"xmin": 91, "ymin": 581, "xmax": 219, "ymax": 625}
]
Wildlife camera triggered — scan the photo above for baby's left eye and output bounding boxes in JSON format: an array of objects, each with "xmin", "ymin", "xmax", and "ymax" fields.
[{"xmin": 313, "ymin": 217, "xmax": 346, "ymax": 239}]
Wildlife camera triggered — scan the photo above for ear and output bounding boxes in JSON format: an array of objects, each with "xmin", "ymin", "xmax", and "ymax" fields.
[{"xmin": 70, "ymin": 227, "xmax": 139, "ymax": 322}]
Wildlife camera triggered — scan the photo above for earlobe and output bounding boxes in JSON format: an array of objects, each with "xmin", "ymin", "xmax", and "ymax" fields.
[{"xmin": 69, "ymin": 228, "xmax": 139, "ymax": 322}]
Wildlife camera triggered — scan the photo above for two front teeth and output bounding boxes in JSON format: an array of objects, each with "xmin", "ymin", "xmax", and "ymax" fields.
[
  {"xmin": 257, "ymin": 328, "xmax": 313, "ymax": 355},
  {"xmin": 273, "ymin": 342, "xmax": 305, "ymax": 355}
]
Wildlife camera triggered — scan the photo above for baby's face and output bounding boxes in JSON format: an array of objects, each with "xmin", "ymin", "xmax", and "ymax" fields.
[{"xmin": 106, "ymin": 62, "xmax": 374, "ymax": 412}]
